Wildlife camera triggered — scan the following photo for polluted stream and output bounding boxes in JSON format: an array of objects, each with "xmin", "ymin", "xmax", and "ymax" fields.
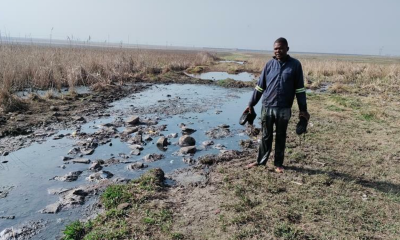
[
  {"xmin": 0, "ymin": 83, "xmax": 260, "ymax": 239},
  {"xmin": 185, "ymin": 71, "xmax": 256, "ymax": 82}
]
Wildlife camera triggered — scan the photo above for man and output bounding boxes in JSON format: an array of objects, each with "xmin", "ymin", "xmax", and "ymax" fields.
[{"xmin": 246, "ymin": 37, "xmax": 309, "ymax": 173}]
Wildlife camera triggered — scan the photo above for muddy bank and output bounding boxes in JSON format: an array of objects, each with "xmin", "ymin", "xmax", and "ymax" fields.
[
  {"xmin": 0, "ymin": 84, "xmax": 146, "ymax": 152},
  {"xmin": 0, "ymin": 72, "xmax": 255, "ymax": 154}
]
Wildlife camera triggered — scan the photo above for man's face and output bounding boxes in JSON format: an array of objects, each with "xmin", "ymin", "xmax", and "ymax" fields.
[{"xmin": 274, "ymin": 42, "xmax": 289, "ymax": 60}]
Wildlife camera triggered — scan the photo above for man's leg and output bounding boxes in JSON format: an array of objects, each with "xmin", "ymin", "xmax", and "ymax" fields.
[
  {"xmin": 274, "ymin": 108, "xmax": 291, "ymax": 168},
  {"xmin": 256, "ymin": 107, "xmax": 274, "ymax": 165}
]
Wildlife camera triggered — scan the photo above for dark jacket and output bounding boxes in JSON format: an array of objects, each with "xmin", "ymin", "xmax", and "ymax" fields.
[{"xmin": 249, "ymin": 55, "xmax": 307, "ymax": 111}]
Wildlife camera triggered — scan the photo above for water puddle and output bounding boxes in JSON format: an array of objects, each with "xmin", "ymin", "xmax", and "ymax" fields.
[
  {"xmin": 0, "ymin": 84, "xmax": 260, "ymax": 239},
  {"xmin": 15, "ymin": 86, "xmax": 91, "ymax": 99},
  {"xmin": 307, "ymin": 82, "xmax": 332, "ymax": 94},
  {"xmin": 218, "ymin": 60, "xmax": 245, "ymax": 65},
  {"xmin": 186, "ymin": 72, "xmax": 256, "ymax": 82}
]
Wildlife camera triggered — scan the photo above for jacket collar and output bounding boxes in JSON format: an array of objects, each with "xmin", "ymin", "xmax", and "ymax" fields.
[{"xmin": 273, "ymin": 55, "xmax": 291, "ymax": 63}]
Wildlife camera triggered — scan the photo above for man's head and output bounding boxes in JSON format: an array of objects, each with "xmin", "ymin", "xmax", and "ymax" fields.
[{"xmin": 274, "ymin": 37, "xmax": 289, "ymax": 61}]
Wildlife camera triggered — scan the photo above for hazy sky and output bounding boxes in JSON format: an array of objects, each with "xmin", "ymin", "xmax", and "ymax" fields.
[{"xmin": 1, "ymin": 0, "xmax": 399, "ymax": 55}]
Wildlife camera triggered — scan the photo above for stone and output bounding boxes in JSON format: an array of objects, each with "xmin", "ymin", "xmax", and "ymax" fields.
[
  {"xmin": 89, "ymin": 162, "xmax": 102, "ymax": 171},
  {"xmin": 41, "ymin": 203, "xmax": 61, "ymax": 214},
  {"xmin": 178, "ymin": 135, "xmax": 196, "ymax": 147},
  {"xmin": 68, "ymin": 147, "xmax": 80, "ymax": 155},
  {"xmin": 213, "ymin": 144, "xmax": 226, "ymax": 150},
  {"xmin": 206, "ymin": 127, "xmax": 231, "ymax": 139},
  {"xmin": 80, "ymin": 148, "xmax": 94, "ymax": 155},
  {"xmin": 127, "ymin": 162, "xmax": 148, "ymax": 170},
  {"xmin": 129, "ymin": 134, "xmax": 142, "ymax": 144},
  {"xmin": 167, "ymin": 133, "xmax": 178, "ymax": 138},
  {"xmin": 123, "ymin": 127, "xmax": 139, "ymax": 134},
  {"xmin": 202, "ymin": 140, "xmax": 214, "ymax": 146},
  {"xmin": 50, "ymin": 106, "xmax": 59, "ymax": 111},
  {"xmin": 129, "ymin": 144, "xmax": 144, "ymax": 150},
  {"xmin": 126, "ymin": 116, "xmax": 139, "ymax": 125},
  {"xmin": 141, "ymin": 119, "xmax": 158, "ymax": 125},
  {"xmin": 219, "ymin": 124, "xmax": 230, "ymax": 128},
  {"xmin": 181, "ymin": 126, "xmax": 196, "ymax": 135},
  {"xmin": 180, "ymin": 146, "xmax": 197, "ymax": 155},
  {"xmin": 117, "ymin": 203, "xmax": 131, "ymax": 210},
  {"xmin": 143, "ymin": 153, "xmax": 165, "ymax": 162},
  {"xmin": 86, "ymin": 171, "xmax": 114, "ymax": 182},
  {"xmin": 143, "ymin": 135, "xmax": 153, "ymax": 141},
  {"xmin": 118, "ymin": 153, "xmax": 129, "ymax": 159},
  {"xmin": 72, "ymin": 116, "xmax": 86, "ymax": 123},
  {"xmin": 47, "ymin": 188, "xmax": 71, "ymax": 195},
  {"xmin": 53, "ymin": 171, "xmax": 83, "ymax": 182},
  {"xmin": 72, "ymin": 158, "xmax": 91, "ymax": 164},
  {"xmin": 183, "ymin": 157, "xmax": 196, "ymax": 165},
  {"xmin": 130, "ymin": 149, "xmax": 141, "ymax": 156},
  {"xmin": 156, "ymin": 136, "xmax": 168, "ymax": 147}
]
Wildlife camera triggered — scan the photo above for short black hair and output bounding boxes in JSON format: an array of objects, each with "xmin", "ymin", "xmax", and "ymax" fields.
[{"xmin": 274, "ymin": 37, "xmax": 288, "ymax": 47}]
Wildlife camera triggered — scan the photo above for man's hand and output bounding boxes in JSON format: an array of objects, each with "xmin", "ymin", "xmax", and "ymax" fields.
[
  {"xmin": 299, "ymin": 111, "xmax": 310, "ymax": 121},
  {"xmin": 245, "ymin": 106, "xmax": 254, "ymax": 114}
]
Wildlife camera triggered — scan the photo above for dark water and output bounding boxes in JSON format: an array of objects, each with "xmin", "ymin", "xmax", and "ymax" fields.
[
  {"xmin": 185, "ymin": 71, "xmax": 256, "ymax": 82},
  {"xmin": 218, "ymin": 60, "xmax": 245, "ymax": 65},
  {"xmin": 0, "ymin": 84, "xmax": 260, "ymax": 239}
]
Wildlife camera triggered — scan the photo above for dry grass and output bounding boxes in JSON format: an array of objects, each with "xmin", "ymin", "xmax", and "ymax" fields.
[
  {"xmin": 0, "ymin": 44, "xmax": 217, "ymax": 92},
  {"xmin": 0, "ymin": 89, "xmax": 28, "ymax": 112},
  {"xmin": 218, "ymin": 52, "xmax": 400, "ymax": 97}
]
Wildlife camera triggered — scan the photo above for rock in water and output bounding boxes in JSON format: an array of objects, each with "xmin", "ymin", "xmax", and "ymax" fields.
[
  {"xmin": 180, "ymin": 146, "xmax": 197, "ymax": 154},
  {"xmin": 202, "ymin": 140, "xmax": 214, "ymax": 146},
  {"xmin": 72, "ymin": 158, "xmax": 91, "ymax": 164},
  {"xmin": 178, "ymin": 135, "xmax": 196, "ymax": 147},
  {"xmin": 127, "ymin": 162, "xmax": 148, "ymax": 170},
  {"xmin": 143, "ymin": 153, "xmax": 165, "ymax": 162},
  {"xmin": 156, "ymin": 136, "xmax": 168, "ymax": 147},
  {"xmin": 126, "ymin": 116, "xmax": 139, "ymax": 125},
  {"xmin": 181, "ymin": 126, "xmax": 196, "ymax": 135},
  {"xmin": 89, "ymin": 162, "xmax": 102, "ymax": 171},
  {"xmin": 53, "ymin": 171, "xmax": 83, "ymax": 182},
  {"xmin": 41, "ymin": 203, "xmax": 62, "ymax": 214},
  {"xmin": 86, "ymin": 171, "xmax": 114, "ymax": 182}
]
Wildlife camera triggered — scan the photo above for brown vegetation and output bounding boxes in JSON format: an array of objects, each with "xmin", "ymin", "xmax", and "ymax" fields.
[
  {"xmin": 0, "ymin": 44, "xmax": 217, "ymax": 92},
  {"xmin": 0, "ymin": 89, "xmax": 28, "ymax": 112}
]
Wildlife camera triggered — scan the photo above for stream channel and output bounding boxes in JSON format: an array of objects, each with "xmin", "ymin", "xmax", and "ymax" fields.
[{"xmin": 0, "ymin": 83, "xmax": 261, "ymax": 239}]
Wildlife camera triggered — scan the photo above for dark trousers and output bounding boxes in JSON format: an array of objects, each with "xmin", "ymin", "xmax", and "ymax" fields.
[{"xmin": 256, "ymin": 107, "xmax": 291, "ymax": 167}]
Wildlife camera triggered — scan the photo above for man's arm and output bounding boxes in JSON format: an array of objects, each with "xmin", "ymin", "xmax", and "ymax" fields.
[
  {"xmin": 248, "ymin": 63, "xmax": 268, "ymax": 108},
  {"xmin": 295, "ymin": 62, "xmax": 307, "ymax": 112}
]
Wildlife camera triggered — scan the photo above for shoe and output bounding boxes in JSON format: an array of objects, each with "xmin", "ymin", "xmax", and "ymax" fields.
[
  {"xmin": 275, "ymin": 167, "xmax": 284, "ymax": 173},
  {"xmin": 245, "ymin": 162, "xmax": 258, "ymax": 169},
  {"xmin": 239, "ymin": 108, "xmax": 257, "ymax": 125}
]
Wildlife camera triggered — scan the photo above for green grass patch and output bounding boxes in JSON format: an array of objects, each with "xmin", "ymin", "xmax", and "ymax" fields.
[
  {"xmin": 63, "ymin": 221, "xmax": 87, "ymax": 240},
  {"xmin": 330, "ymin": 95, "xmax": 362, "ymax": 109},
  {"xmin": 273, "ymin": 222, "xmax": 311, "ymax": 240},
  {"xmin": 326, "ymin": 104, "xmax": 344, "ymax": 112},
  {"xmin": 142, "ymin": 209, "xmax": 173, "ymax": 232},
  {"xmin": 101, "ymin": 185, "xmax": 133, "ymax": 209},
  {"xmin": 62, "ymin": 168, "xmax": 169, "ymax": 240}
]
